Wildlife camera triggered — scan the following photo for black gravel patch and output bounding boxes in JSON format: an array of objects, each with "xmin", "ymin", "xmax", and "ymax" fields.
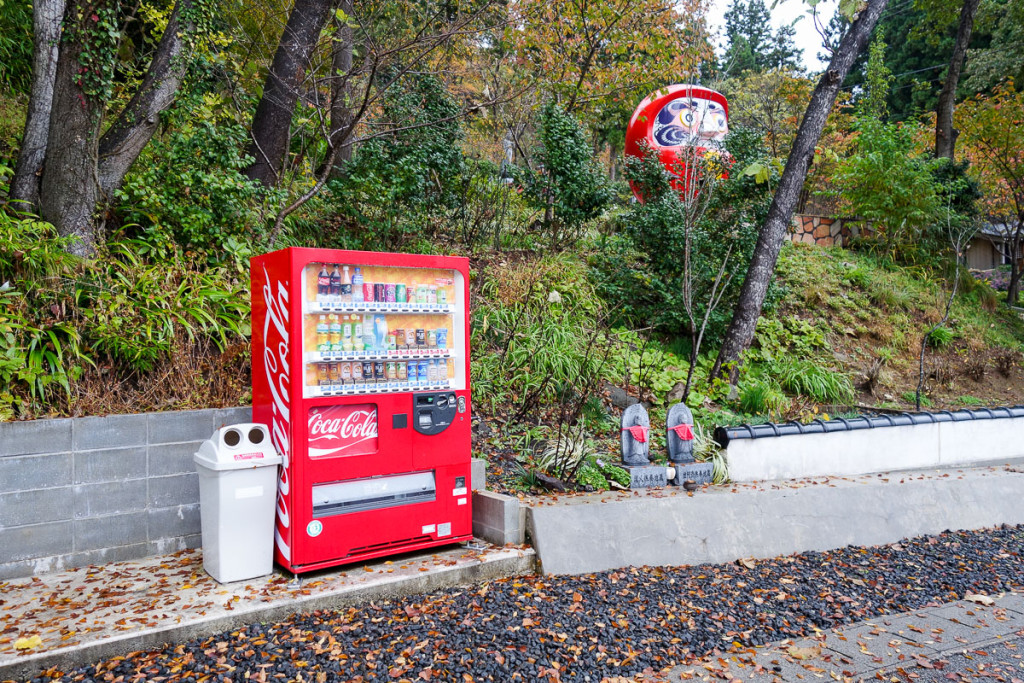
[{"xmin": 23, "ymin": 525, "xmax": 1024, "ymax": 683}]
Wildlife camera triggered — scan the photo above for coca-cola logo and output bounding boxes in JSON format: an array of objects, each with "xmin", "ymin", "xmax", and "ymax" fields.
[
  {"xmin": 307, "ymin": 405, "xmax": 378, "ymax": 457},
  {"xmin": 260, "ymin": 265, "xmax": 293, "ymax": 562}
]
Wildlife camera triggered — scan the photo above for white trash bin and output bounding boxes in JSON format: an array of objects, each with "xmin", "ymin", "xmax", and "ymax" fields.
[{"xmin": 194, "ymin": 423, "xmax": 282, "ymax": 583}]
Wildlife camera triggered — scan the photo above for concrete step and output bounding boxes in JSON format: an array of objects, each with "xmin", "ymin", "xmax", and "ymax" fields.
[
  {"xmin": 525, "ymin": 460, "xmax": 1024, "ymax": 575},
  {"xmin": 0, "ymin": 542, "xmax": 535, "ymax": 682}
]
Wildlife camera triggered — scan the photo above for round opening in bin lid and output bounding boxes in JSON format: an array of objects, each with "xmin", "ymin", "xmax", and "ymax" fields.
[{"xmin": 224, "ymin": 428, "xmax": 242, "ymax": 447}]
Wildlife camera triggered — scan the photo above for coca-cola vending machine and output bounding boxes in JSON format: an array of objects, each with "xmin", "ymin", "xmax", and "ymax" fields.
[{"xmin": 251, "ymin": 247, "xmax": 473, "ymax": 574}]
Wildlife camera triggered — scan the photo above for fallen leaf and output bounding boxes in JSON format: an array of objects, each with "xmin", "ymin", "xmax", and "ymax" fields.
[
  {"xmin": 964, "ymin": 594, "xmax": 995, "ymax": 606},
  {"xmin": 14, "ymin": 635, "xmax": 43, "ymax": 650},
  {"xmin": 787, "ymin": 645, "xmax": 822, "ymax": 660}
]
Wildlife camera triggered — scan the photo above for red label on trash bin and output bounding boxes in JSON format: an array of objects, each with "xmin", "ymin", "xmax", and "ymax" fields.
[
  {"xmin": 307, "ymin": 404, "xmax": 378, "ymax": 457},
  {"xmin": 233, "ymin": 452, "xmax": 265, "ymax": 461}
]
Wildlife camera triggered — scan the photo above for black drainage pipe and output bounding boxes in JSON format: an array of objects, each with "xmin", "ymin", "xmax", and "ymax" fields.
[{"xmin": 712, "ymin": 406, "xmax": 1024, "ymax": 448}]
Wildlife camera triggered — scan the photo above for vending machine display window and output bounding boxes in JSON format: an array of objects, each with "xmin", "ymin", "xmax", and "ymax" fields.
[
  {"xmin": 251, "ymin": 248, "xmax": 472, "ymax": 574},
  {"xmin": 300, "ymin": 262, "xmax": 466, "ymax": 397}
]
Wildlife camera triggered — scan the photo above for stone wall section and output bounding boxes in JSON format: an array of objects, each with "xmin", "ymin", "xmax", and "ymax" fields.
[
  {"xmin": 0, "ymin": 407, "xmax": 251, "ymax": 579},
  {"xmin": 790, "ymin": 214, "xmax": 853, "ymax": 247}
]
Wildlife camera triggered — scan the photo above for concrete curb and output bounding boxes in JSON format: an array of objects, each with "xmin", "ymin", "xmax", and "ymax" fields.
[
  {"xmin": 0, "ymin": 548, "xmax": 535, "ymax": 682},
  {"xmin": 525, "ymin": 462, "xmax": 1024, "ymax": 575}
]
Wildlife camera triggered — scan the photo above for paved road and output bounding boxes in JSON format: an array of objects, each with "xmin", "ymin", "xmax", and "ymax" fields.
[{"xmin": 670, "ymin": 593, "xmax": 1024, "ymax": 682}]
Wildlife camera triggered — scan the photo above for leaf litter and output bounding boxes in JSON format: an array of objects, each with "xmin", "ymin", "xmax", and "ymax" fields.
[{"xmin": 5, "ymin": 526, "xmax": 1024, "ymax": 683}]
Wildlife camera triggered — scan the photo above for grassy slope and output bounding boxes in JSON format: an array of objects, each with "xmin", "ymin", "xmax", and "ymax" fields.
[{"xmin": 771, "ymin": 242, "xmax": 1024, "ymax": 411}]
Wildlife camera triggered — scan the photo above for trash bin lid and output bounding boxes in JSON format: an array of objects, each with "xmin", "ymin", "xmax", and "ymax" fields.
[{"xmin": 193, "ymin": 424, "xmax": 284, "ymax": 471}]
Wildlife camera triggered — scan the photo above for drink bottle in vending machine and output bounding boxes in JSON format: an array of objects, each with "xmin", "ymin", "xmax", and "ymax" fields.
[{"xmin": 251, "ymin": 248, "xmax": 472, "ymax": 574}]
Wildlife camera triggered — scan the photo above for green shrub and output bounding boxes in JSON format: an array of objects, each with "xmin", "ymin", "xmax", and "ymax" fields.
[
  {"xmin": 575, "ymin": 462, "xmax": 608, "ymax": 490},
  {"xmin": 75, "ymin": 244, "xmax": 249, "ymax": 372},
  {"xmin": 738, "ymin": 378, "xmax": 790, "ymax": 417},
  {"xmin": 748, "ymin": 315, "xmax": 828, "ymax": 363},
  {"xmin": 519, "ymin": 102, "xmax": 612, "ymax": 247},
  {"xmin": 846, "ymin": 267, "xmax": 871, "ymax": 289},
  {"xmin": 927, "ymin": 325, "xmax": 955, "ymax": 348},
  {"xmin": 0, "ymin": 211, "xmax": 249, "ymax": 417},
  {"xmin": 116, "ymin": 97, "xmax": 262, "ymax": 253},
  {"xmin": 0, "ymin": 0, "xmax": 32, "ymax": 93},
  {"xmin": 902, "ymin": 390, "xmax": 933, "ymax": 407},
  {"xmin": 596, "ymin": 458, "xmax": 630, "ymax": 487},
  {"xmin": 324, "ymin": 73, "xmax": 466, "ymax": 251},
  {"xmin": 0, "ymin": 214, "xmax": 88, "ymax": 414},
  {"xmin": 471, "ymin": 265, "xmax": 611, "ymax": 417},
  {"xmin": 773, "ymin": 358, "xmax": 854, "ymax": 404},
  {"xmin": 592, "ymin": 126, "xmax": 774, "ymax": 342}
]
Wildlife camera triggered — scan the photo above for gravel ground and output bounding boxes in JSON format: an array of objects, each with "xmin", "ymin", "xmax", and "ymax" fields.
[{"xmin": 17, "ymin": 525, "xmax": 1024, "ymax": 683}]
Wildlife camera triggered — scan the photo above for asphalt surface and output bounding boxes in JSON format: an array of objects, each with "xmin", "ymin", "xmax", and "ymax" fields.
[{"xmin": 5, "ymin": 525, "xmax": 1023, "ymax": 683}]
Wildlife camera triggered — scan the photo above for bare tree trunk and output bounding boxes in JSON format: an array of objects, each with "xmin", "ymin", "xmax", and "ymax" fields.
[
  {"xmin": 329, "ymin": 0, "xmax": 354, "ymax": 176},
  {"xmin": 9, "ymin": 0, "xmax": 65, "ymax": 209},
  {"xmin": 38, "ymin": 0, "xmax": 109, "ymax": 256},
  {"xmin": 710, "ymin": 0, "xmax": 890, "ymax": 382},
  {"xmin": 97, "ymin": 0, "xmax": 194, "ymax": 198},
  {"xmin": 1009, "ymin": 253, "xmax": 1023, "ymax": 307},
  {"xmin": 245, "ymin": 0, "xmax": 337, "ymax": 187},
  {"xmin": 935, "ymin": 0, "xmax": 981, "ymax": 160},
  {"xmin": 1006, "ymin": 219, "xmax": 1024, "ymax": 307}
]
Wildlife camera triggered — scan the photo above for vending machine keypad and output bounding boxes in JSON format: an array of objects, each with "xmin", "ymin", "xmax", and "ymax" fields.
[{"xmin": 413, "ymin": 392, "xmax": 457, "ymax": 435}]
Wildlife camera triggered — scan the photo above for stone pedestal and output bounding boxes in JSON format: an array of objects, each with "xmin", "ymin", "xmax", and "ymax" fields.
[
  {"xmin": 623, "ymin": 464, "xmax": 668, "ymax": 489},
  {"xmin": 675, "ymin": 462, "xmax": 713, "ymax": 485}
]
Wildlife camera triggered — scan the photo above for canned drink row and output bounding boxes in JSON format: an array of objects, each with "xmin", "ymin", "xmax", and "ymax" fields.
[
  {"xmin": 315, "ymin": 264, "xmax": 449, "ymax": 306},
  {"xmin": 314, "ymin": 359, "xmax": 453, "ymax": 387}
]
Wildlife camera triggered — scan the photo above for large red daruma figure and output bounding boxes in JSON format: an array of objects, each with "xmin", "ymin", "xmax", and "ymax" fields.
[{"xmin": 625, "ymin": 84, "xmax": 730, "ymax": 201}]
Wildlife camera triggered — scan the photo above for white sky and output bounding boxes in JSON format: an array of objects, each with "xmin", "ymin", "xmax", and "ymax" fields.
[{"xmin": 704, "ymin": 0, "xmax": 839, "ymax": 72}]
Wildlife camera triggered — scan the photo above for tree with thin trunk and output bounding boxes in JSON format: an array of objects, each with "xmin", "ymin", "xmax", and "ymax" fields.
[
  {"xmin": 9, "ymin": 0, "xmax": 64, "ymax": 209},
  {"xmin": 957, "ymin": 83, "xmax": 1024, "ymax": 307},
  {"xmin": 916, "ymin": 200, "xmax": 976, "ymax": 410},
  {"xmin": 709, "ymin": 0, "xmax": 890, "ymax": 383},
  {"xmin": 934, "ymin": 0, "xmax": 981, "ymax": 160},
  {"xmin": 329, "ymin": 0, "xmax": 355, "ymax": 173},
  {"xmin": 244, "ymin": 0, "xmax": 338, "ymax": 187},
  {"xmin": 260, "ymin": 0, "xmax": 512, "ymax": 243}
]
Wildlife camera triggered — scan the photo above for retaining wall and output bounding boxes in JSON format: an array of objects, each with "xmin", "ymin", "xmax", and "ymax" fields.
[
  {"xmin": 0, "ymin": 407, "xmax": 250, "ymax": 579},
  {"xmin": 716, "ymin": 407, "xmax": 1024, "ymax": 482},
  {"xmin": 526, "ymin": 463, "xmax": 1024, "ymax": 575},
  {"xmin": 790, "ymin": 214, "xmax": 852, "ymax": 247}
]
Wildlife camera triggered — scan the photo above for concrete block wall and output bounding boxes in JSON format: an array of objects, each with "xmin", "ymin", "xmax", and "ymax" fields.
[
  {"xmin": 472, "ymin": 490, "xmax": 526, "ymax": 546},
  {"xmin": 0, "ymin": 407, "xmax": 251, "ymax": 580}
]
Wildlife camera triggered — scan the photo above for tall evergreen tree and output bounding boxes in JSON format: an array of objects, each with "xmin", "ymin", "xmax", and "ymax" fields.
[{"xmin": 721, "ymin": 0, "xmax": 802, "ymax": 76}]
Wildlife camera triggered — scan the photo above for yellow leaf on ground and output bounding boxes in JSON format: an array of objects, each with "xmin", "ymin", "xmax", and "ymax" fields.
[
  {"xmin": 787, "ymin": 645, "xmax": 822, "ymax": 660},
  {"xmin": 15, "ymin": 635, "xmax": 43, "ymax": 650}
]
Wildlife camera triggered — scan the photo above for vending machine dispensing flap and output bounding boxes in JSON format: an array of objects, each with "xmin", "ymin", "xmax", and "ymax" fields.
[
  {"xmin": 312, "ymin": 471, "xmax": 436, "ymax": 517},
  {"xmin": 413, "ymin": 391, "xmax": 458, "ymax": 435}
]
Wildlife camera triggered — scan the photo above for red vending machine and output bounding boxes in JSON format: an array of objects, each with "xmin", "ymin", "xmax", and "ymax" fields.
[{"xmin": 251, "ymin": 247, "xmax": 473, "ymax": 574}]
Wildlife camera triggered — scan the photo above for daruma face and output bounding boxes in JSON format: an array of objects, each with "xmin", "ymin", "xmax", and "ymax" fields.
[
  {"xmin": 624, "ymin": 85, "xmax": 732, "ymax": 202},
  {"xmin": 653, "ymin": 96, "xmax": 729, "ymax": 147}
]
